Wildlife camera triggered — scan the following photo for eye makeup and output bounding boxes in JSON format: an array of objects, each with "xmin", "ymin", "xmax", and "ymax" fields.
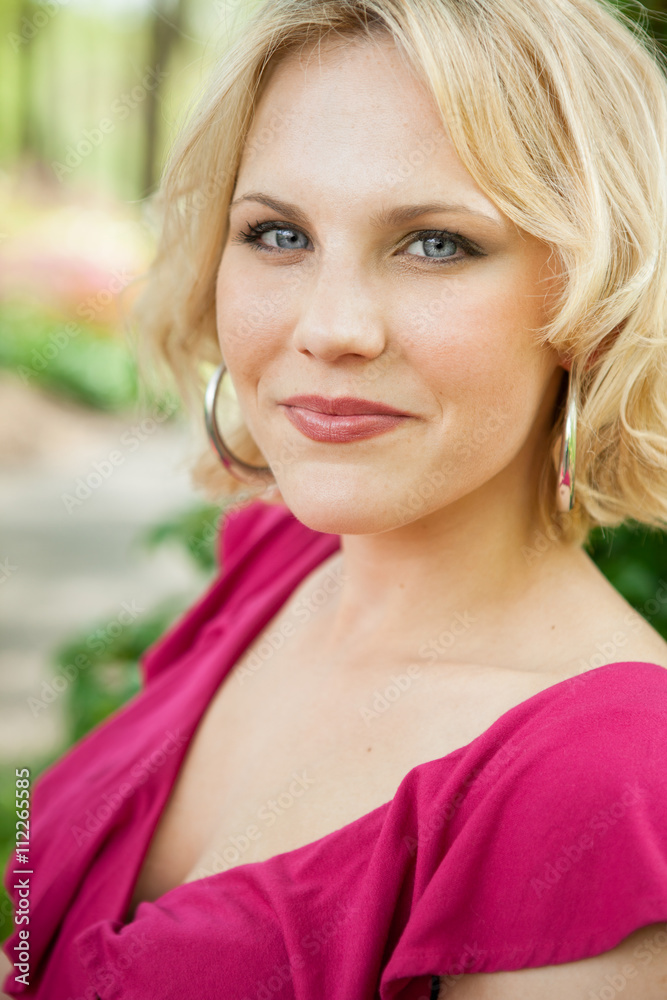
[{"xmin": 230, "ymin": 219, "xmax": 488, "ymax": 266}]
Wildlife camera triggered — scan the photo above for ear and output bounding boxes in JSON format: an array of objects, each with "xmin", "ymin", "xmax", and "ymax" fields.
[
  {"xmin": 586, "ymin": 322, "xmax": 625, "ymax": 370},
  {"xmin": 557, "ymin": 321, "xmax": 625, "ymax": 376}
]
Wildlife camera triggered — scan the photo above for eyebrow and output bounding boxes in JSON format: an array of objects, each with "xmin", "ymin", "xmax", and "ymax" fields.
[{"xmin": 228, "ymin": 192, "xmax": 505, "ymax": 231}]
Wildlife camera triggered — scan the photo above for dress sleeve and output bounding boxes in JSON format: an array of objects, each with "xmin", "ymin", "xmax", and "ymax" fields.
[
  {"xmin": 217, "ymin": 497, "xmax": 281, "ymax": 571},
  {"xmin": 379, "ymin": 662, "xmax": 667, "ymax": 1000},
  {"xmin": 140, "ymin": 498, "xmax": 281, "ymax": 685}
]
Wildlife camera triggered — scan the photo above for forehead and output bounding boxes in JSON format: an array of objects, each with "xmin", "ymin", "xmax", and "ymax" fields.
[
  {"xmin": 235, "ymin": 34, "xmax": 496, "ymax": 217},
  {"xmin": 247, "ymin": 34, "xmax": 437, "ymax": 155}
]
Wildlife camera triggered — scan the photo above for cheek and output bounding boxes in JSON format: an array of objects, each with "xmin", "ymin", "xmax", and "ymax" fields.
[
  {"xmin": 401, "ymin": 280, "xmax": 553, "ymax": 458},
  {"xmin": 405, "ymin": 279, "xmax": 547, "ymax": 391},
  {"xmin": 215, "ymin": 264, "xmax": 286, "ymax": 380}
]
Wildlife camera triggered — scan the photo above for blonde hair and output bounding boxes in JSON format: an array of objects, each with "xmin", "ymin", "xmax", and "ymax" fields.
[{"xmin": 131, "ymin": 0, "xmax": 667, "ymax": 546}]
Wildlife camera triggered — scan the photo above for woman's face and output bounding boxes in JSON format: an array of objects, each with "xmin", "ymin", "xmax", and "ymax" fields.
[{"xmin": 216, "ymin": 33, "xmax": 564, "ymax": 536}]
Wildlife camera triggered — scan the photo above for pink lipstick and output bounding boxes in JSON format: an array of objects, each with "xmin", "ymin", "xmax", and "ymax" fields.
[{"xmin": 278, "ymin": 394, "xmax": 412, "ymax": 443}]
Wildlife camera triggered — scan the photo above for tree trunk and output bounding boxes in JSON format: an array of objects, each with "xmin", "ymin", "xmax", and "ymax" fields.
[{"xmin": 141, "ymin": 0, "xmax": 189, "ymax": 197}]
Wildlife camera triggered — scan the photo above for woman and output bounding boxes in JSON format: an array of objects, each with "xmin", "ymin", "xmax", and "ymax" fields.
[{"xmin": 4, "ymin": 0, "xmax": 667, "ymax": 996}]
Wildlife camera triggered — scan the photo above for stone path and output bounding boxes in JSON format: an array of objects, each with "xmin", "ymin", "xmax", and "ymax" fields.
[{"xmin": 0, "ymin": 373, "xmax": 213, "ymax": 765}]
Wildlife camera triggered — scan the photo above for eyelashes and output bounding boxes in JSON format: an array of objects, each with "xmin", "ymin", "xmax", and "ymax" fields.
[
  {"xmin": 230, "ymin": 219, "xmax": 486, "ymax": 265},
  {"xmin": 233, "ymin": 221, "xmax": 309, "ymax": 253}
]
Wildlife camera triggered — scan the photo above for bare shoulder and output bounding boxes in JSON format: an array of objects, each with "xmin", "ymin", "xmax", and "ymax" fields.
[{"xmin": 438, "ymin": 921, "xmax": 667, "ymax": 998}]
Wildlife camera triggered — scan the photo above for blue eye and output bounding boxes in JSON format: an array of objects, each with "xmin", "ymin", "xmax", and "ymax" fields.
[
  {"xmin": 232, "ymin": 221, "xmax": 309, "ymax": 252},
  {"xmin": 231, "ymin": 220, "xmax": 484, "ymax": 265},
  {"xmin": 405, "ymin": 233, "xmax": 460, "ymax": 260}
]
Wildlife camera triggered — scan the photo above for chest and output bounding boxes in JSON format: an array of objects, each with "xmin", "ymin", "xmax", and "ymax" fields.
[{"xmin": 126, "ymin": 598, "xmax": 556, "ymax": 920}]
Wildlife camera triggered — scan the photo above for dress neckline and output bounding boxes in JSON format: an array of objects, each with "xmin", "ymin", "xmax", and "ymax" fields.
[
  {"xmin": 124, "ymin": 515, "xmax": 666, "ymax": 921},
  {"xmin": 126, "ymin": 659, "xmax": 661, "ymax": 923}
]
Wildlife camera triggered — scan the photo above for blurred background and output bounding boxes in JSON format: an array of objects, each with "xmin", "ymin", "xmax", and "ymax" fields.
[
  {"xmin": 0, "ymin": 0, "xmax": 259, "ymax": 938},
  {"xmin": 1, "ymin": 0, "xmax": 667, "ymax": 942}
]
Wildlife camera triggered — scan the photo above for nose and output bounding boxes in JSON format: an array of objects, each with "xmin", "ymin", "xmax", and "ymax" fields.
[{"xmin": 290, "ymin": 264, "xmax": 388, "ymax": 363}]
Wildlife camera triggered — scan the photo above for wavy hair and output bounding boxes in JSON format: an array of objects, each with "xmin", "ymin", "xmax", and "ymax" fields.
[{"xmin": 129, "ymin": 0, "xmax": 667, "ymax": 546}]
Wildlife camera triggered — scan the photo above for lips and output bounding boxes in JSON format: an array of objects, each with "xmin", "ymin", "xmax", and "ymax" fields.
[
  {"xmin": 280, "ymin": 394, "xmax": 411, "ymax": 416},
  {"xmin": 278, "ymin": 394, "xmax": 412, "ymax": 443}
]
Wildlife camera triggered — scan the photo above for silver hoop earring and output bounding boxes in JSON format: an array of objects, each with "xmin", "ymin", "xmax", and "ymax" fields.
[
  {"xmin": 204, "ymin": 363, "xmax": 275, "ymax": 488},
  {"xmin": 556, "ymin": 369, "xmax": 577, "ymax": 512}
]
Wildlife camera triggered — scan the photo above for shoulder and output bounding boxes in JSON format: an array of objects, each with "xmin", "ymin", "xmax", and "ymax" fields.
[
  {"xmin": 514, "ymin": 660, "xmax": 667, "ymax": 818},
  {"xmin": 382, "ymin": 661, "xmax": 667, "ymax": 994},
  {"xmin": 499, "ymin": 661, "xmax": 667, "ymax": 849}
]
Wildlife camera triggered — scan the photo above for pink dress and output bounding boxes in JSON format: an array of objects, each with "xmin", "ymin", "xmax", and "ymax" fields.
[{"xmin": 4, "ymin": 499, "xmax": 667, "ymax": 1000}]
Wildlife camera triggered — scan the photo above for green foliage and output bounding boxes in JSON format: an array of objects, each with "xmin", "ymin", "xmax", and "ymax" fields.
[
  {"xmin": 587, "ymin": 523, "xmax": 667, "ymax": 639},
  {"xmin": 142, "ymin": 502, "xmax": 226, "ymax": 574},
  {"xmin": 0, "ymin": 300, "xmax": 140, "ymax": 412},
  {"xmin": 51, "ymin": 502, "xmax": 229, "ymax": 744},
  {"xmin": 54, "ymin": 595, "xmax": 191, "ymax": 744},
  {"xmin": 49, "ymin": 502, "xmax": 227, "ymax": 746}
]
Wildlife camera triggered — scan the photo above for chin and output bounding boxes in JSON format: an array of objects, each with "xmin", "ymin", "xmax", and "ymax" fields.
[{"xmin": 275, "ymin": 465, "xmax": 436, "ymax": 536}]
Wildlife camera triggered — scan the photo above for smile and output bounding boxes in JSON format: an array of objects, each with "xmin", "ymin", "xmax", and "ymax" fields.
[{"xmin": 280, "ymin": 405, "xmax": 410, "ymax": 442}]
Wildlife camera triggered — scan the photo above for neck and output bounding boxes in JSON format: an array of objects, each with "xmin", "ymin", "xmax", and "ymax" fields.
[{"xmin": 310, "ymin": 462, "xmax": 583, "ymax": 672}]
